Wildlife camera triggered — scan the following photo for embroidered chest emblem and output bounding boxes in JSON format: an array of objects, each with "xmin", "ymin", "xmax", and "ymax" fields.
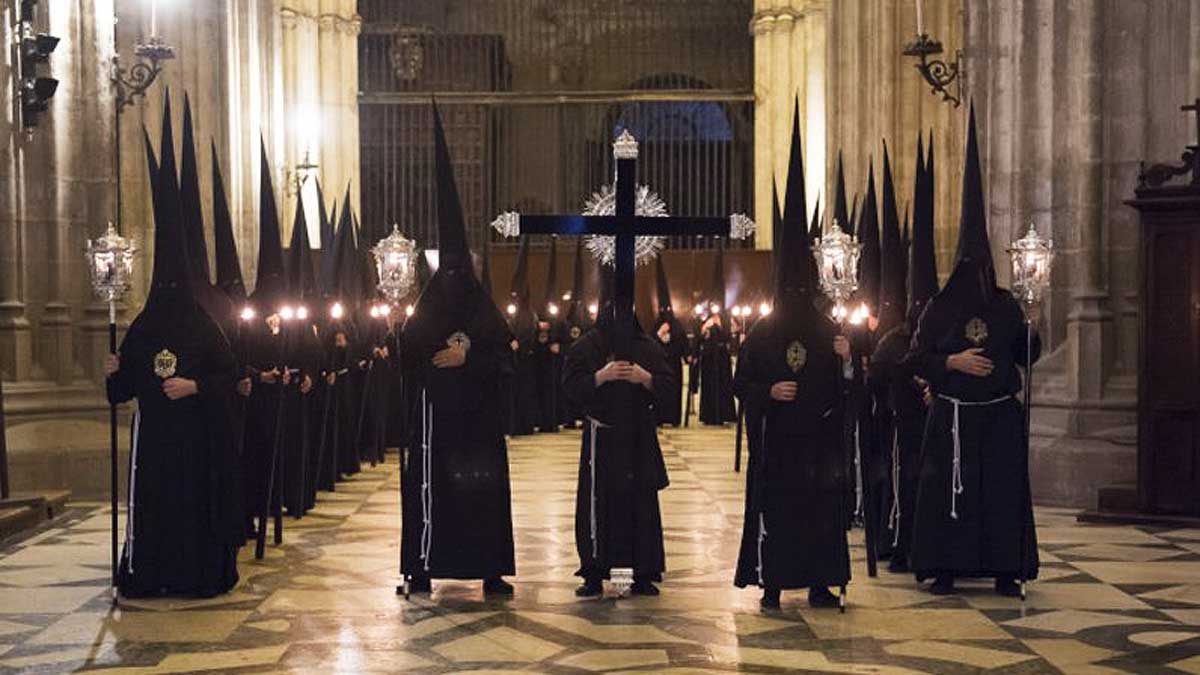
[
  {"xmin": 786, "ymin": 340, "xmax": 808, "ymax": 373},
  {"xmin": 569, "ymin": 325, "xmax": 582, "ymax": 340},
  {"xmin": 965, "ymin": 317, "xmax": 989, "ymax": 346},
  {"xmin": 446, "ymin": 331, "xmax": 471, "ymax": 352},
  {"xmin": 153, "ymin": 349, "xmax": 178, "ymax": 379}
]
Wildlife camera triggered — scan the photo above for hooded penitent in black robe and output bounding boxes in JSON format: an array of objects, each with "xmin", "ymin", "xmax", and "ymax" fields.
[
  {"xmin": 532, "ymin": 315, "xmax": 563, "ymax": 433},
  {"xmin": 903, "ymin": 289, "xmax": 1040, "ymax": 582},
  {"xmin": 653, "ymin": 313, "xmax": 688, "ymax": 427},
  {"xmin": 902, "ymin": 107, "xmax": 1040, "ymax": 584},
  {"xmin": 507, "ymin": 237, "xmax": 540, "ymax": 436},
  {"xmin": 652, "ymin": 256, "xmax": 687, "ymax": 427},
  {"xmin": 399, "ymin": 105, "xmax": 516, "ymax": 583},
  {"xmin": 106, "ymin": 123, "xmax": 241, "ymax": 599},
  {"xmin": 733, "ymin": 316, "xmax": 851, "ymax": 591},
  {"xmin": 564, "ymin": 327, "xmax": 673, "ymax": 583},
  {"xmin": 873, "ymin": 131, "xmax": 937, "ymax": 571},
  {"xmin": 698, "ymin": 319, "xmax": 737, "ymax": 425},
  {"xmin": 734, "ymin": 103, "xmax": 851, "ymax": 594},
  {"xmin": 358, "ymin": 311, "xmax": 392, "ymax": 465}
]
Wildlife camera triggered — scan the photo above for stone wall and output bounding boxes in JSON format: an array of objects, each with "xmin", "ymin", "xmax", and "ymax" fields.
[{"xmin": 0, "ymin": 0, "xmax": 361, "ymax": 499}]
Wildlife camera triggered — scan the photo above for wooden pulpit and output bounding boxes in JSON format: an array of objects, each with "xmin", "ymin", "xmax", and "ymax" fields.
[{"xmin": 1125, "ymin": 100, "xmax": 1200, "ymax": 518}]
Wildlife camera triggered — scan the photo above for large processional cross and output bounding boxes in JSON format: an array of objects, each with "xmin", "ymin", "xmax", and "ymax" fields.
[{"xmin": 492, "ymin": 130, "xmax": 754, "ymax": 358}]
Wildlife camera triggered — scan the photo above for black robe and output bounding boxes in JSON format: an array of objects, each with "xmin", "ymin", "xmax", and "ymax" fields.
[
  {"xmin": 867, "ymin": 325, "xmax": 921, "ymax": 563},
  {"xmin": 383, "ymin": 325, "xmax": 407, "ymax": 449},
  {"xmin": 563, "ymin": 328, "xmax": 673, "ymax": 581},
  {"xmin": 400, "ymin": 272, "xmax": 516, "ymax": 580},
  {"xmin": 698, "ymin": 322, "xmax": 737, "ymax": 425},
  {"xmin": 532, "ymin": 319, "xmax": 562, "ymax": 433},
  {"xmin": 508, "ymin": 312, "xmax": 540, "ymax": 436},
  {"xmin": 903, "ymin": 290, "xmax": 1041, "ymax": 581},
  {"xmin": 733, "ymin": 315, "xmax": 851, "ymax": 590},
  {"xmin": 107, "ymin": 300, "xmax": 241, "ymax": 598},
  {"xmin": 559, "ymin": 315, "xmax": 589, "ymax": 427},
  {"xmin": 358, "ymin": 318, "xmax": 391, "ymax": 465},
  {"xmin": 241, "ymin": 323, "xmax": 290, "ymax": 530},
  {"xmin": 653, "ymin": 315, "xmax": 688, "ymax": 427},
  {"xmin": 280, "ymin": 321, "xmax": 320, "ymax": 518}
]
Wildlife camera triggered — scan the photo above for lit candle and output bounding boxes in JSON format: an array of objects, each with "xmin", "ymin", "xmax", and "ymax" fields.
[
  {"xmin": 149, "ymin": 0, "xmax": 158, "ymax": 37},
  {"xmin": 915, "ymin": 0, "xmax": 925, "ymax": 37}
]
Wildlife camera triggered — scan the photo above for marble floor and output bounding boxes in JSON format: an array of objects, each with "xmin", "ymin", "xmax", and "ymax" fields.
[{"xmin": 1, "ymin": 426, "xmax": 1199, "ymax": 674}]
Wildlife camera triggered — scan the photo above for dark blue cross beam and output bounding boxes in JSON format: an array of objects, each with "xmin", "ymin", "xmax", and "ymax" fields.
[{"xmin": 515, "ymin": 133, "xmax": 734, "ymax": 357}]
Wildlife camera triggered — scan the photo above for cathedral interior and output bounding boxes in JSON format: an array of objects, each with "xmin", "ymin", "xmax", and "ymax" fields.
[{"xmin": 1, "ymin": 0, "xmax": 1199, "ymax": 672}]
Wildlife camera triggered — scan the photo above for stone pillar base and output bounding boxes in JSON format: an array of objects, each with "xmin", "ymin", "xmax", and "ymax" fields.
[{"xmin": 0, "ymin": 302, "xmax": 34, "ymax": 381}]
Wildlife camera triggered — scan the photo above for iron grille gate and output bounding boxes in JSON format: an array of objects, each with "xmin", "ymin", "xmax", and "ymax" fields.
[{"xmin": 357, "ymin": 0, "xmax": 755, "ymax": 254}]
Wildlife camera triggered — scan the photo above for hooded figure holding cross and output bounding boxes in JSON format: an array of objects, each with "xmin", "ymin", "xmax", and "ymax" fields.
[{"xmin": 562, "ymin": 264, "xmax": 676, "ymax": 597}]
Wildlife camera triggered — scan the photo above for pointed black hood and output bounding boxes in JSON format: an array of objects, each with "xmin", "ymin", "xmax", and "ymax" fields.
[
  {"xmin": 405, "ymin": 112, "xmax": 509, "ymax": 353},
  {"xmin": 775, "ymin": 100, "xmax": 819, "ymax": 316},
  {"xmin": 143, "ymin": 121, "xmax": 194, "ymax": 307},
  {"xmin": 211, "ymin": 142, "xmax": 246, "ymax": 305},
  {"xmin": 709, "ymin": 241, "xmax": 726, "ymax": 310},
  {"xmin": 179, "ymin": 94, "xmax": 211, "ymax": 287},
  {"xmin": 317, "ymin": 181, "xmax": 339, "ymax": 298},
  {"xmin": 809, "ymin": 193, "xmax": 822, "ymax": 241},
  {"xmin": 858, "ymin": 158, "xmax": 881, "ymax": 315},
  {"xmin": 433, "ymin": 102, "xmax": 472, "ymax": 271},
  {"xmin": 510, "ymin": 234, "xmax": 531, "ymax": 303},
  {"xmin": 252, "ymin": 140, "xmax": 287, "ymax": 310},
  {"xmin": 334, "ymin": 202, "xmax": 362, "ymax": 307},
  {"xmin": 655, "ymin": 254, "xmax": 672, "ymax": 317},
  {"xmin": 777, "ymin": 98, "xmax": 807, "ymax": 302},
  {"xmin": 908, "ymin": 130, "xmax": 939, "ymax": 327},
  {"xmin": 564, "ymin": 236, "xmax": 586, "ymax": 328},
  {"xmin": 878, "ymin": 142, "xmax": 906, "ymax": 333},
  {"xmin": 541, "ymin": 235, "xmax": 559, "ymax": 317},
  {"xmin": 940, "ymin": 103, "xmax": 996, "ymax": 308},
  {"xmin": 287, "ymin": 191, "xmax": 317, "ymax": 302},
  {"xmin": 834, "ymin": 152, "xmax": 849, "ymax": 230}
]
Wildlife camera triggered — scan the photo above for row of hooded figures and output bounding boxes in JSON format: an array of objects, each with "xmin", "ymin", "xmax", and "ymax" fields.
[{"xmin": 105, "ymin": 96, "xmax": 1039, "ymax": 611}]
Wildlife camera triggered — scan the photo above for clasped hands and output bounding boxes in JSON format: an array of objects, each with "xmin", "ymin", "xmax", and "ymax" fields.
[
  {"xmin": 432, "ymin": 344, "xmax": 467, "ymax": 369},
  {"xmin": 104, "ymin": 354, "xmax": 198, "ymax": 401},
  {"xmin": 595, "ymin": 360, "xmax": 652, "ymax": 389}
]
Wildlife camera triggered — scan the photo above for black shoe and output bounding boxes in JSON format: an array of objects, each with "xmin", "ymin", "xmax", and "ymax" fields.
[
  {"xmin": 575, "ymin": 579, "xmax": 602, "ymax": 598},
  {"xmin": 630, "ymin": 579, "xmax": 660, "ymax": 596},
  {"xmin": 995, "ymin": 577, "xmax": 1022, "ymax": 598},
  {"xmin": 760, "ymin": 588, "xmax": 781, "ymax": 609},
  {"xmin": 808, "ymin": 586, "xmax": 840, "ymax": 608},
  {"xmin": 888, "ymin": 558, "xmax": 910, "ymax": 574},
  {"xmin": 929, "ymin": 576, "xmax": 955, "ymax": 595},
  {"xmin": 483, "ymin": 577, "xmax": 514, "ymax": 595},
  {"xmin": 408, "ymin": 576, "xmax": 432, "ymax": 594}
]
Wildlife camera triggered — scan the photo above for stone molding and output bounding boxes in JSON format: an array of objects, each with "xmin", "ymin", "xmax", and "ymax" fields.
[{"xmin": 280, "ymin": 7, "xmax": 361, "ymax": 35}]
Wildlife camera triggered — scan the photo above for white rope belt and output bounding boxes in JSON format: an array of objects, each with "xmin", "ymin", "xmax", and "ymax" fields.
[
  {"xmin": 419, "ymin": 389, "xmax": 434, "ymax": 571},
  {"xmin": 937, "ymin": 394, "xmax": 1012, "ymax": 520},
  {"xmin": 888, "ymin": 424, "xmax": 901, "ymax": 547},
  {"xmin": 124, "ymin": 409, "xmax": 141, "ymax": 574},
  {"xmin": 586, "ymin": 416, "xmax": 611, "ymax": 559}
]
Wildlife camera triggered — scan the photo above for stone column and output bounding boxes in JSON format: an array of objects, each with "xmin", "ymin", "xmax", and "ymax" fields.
[
  {"xmin": 0, "ymin": 4, "xmax": 34, "ymax": 381},
  {"xmin": 1064, "ymin": 0, "xmax": 1111, "ymax": 403},
  {"xmin": 752, "ymin": 0, "xmax": 826, "ymax": 247}
]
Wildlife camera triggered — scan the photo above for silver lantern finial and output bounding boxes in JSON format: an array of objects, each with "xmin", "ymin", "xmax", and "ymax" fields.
[
  {"xmin": 86, "ymin": 222, "xmax": 138, "ymax": 321},
  {"xmin": 1007, "ymin": 222, "xmax": 1055, "ymax": 309},
  {"xmin": 372, "ymin": 224, "xmax": 418, "ymax": 304},
  {"xmin": 812, "ymin": 218, "xmax": 862, "ymax": 321}
]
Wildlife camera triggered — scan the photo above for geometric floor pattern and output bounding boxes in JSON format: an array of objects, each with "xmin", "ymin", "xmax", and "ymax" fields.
[{"xmin": 1, "ymin": 425, "xmax": 1199, "ymax": 673}]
